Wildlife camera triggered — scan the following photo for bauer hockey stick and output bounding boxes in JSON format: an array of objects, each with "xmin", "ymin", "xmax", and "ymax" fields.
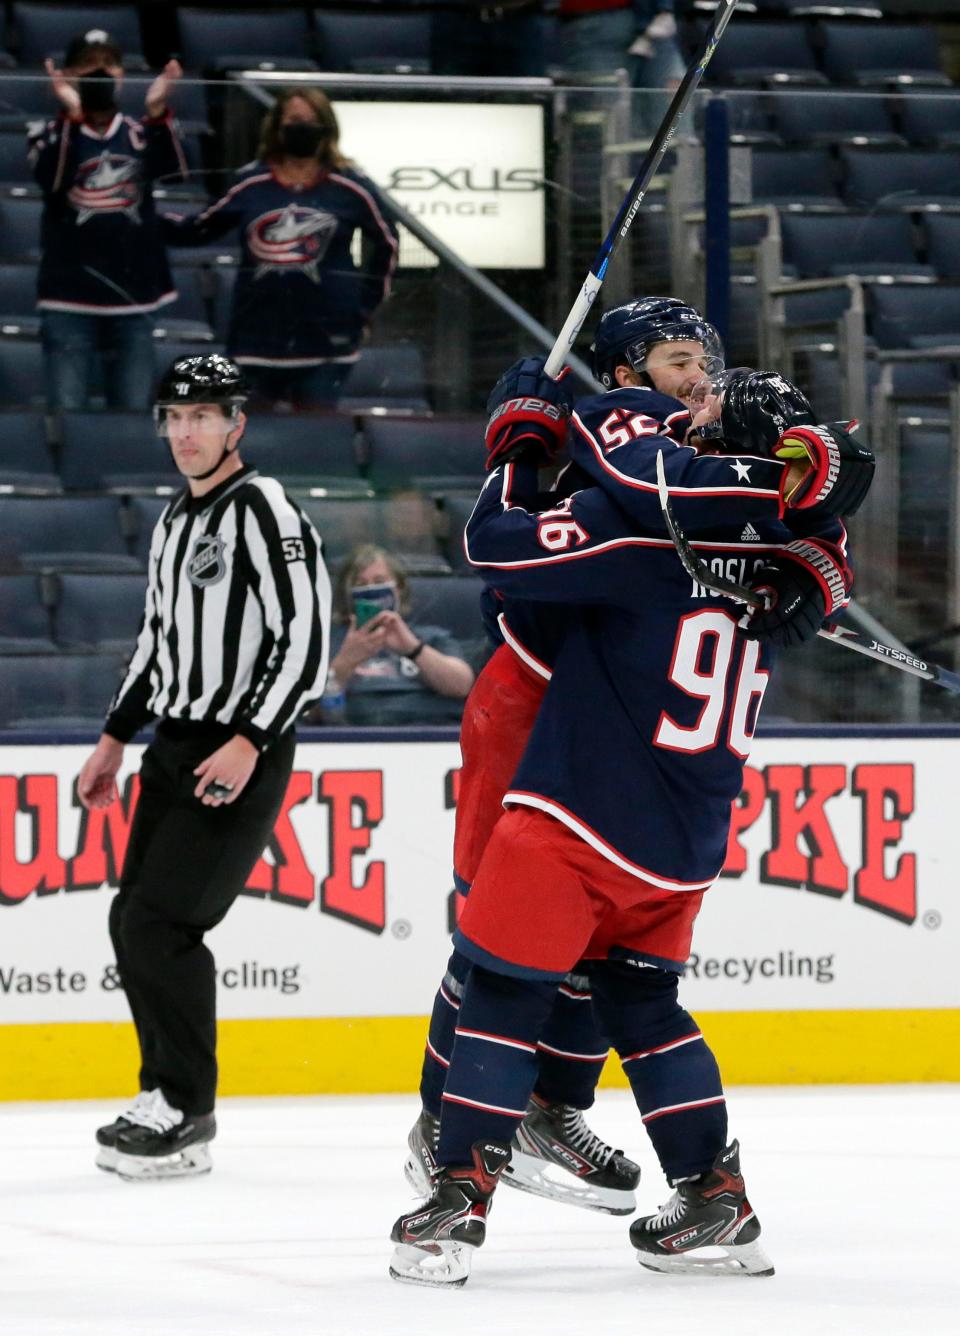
[
  {"xmin": 543, "ymin": 0, "xmax": 742, "ymax": 379},
  {"xmin": 654, "ymin": 451, "xmax": 960, "ymax": 695}
]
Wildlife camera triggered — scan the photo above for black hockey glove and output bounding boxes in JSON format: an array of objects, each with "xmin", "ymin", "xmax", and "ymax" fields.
[
  {"xmin": 740, "ymin": 539, "xmax": 850, "ymax": 649},
  {"xmin": 777, "ymin": 421, "xmax": 875, "ymax": 517},
  {"xmin": 484, "ymin": 356, "xmax": 574, "ymax": 471}
]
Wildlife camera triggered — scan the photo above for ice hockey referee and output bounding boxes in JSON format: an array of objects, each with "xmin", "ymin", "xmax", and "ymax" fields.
[{"xmin": 77, "ymin": 353, "xmax": 331, "ymax": 1181}]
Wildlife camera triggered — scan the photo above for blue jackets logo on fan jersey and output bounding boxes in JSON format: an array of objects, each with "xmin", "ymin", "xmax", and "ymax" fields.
[
  {"xmin": 68, "ymin": 153, "xmax": 141, "ymax": 224},
  {"xmin": 247, "ymin": 204, "xmax": 338, "ymax": 281}
]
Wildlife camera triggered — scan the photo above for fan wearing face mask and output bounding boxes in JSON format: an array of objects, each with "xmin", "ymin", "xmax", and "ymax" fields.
[
  {"xmin": 28, "ymin": 29, "xmax": 186, "ymax": 411},
  {"xmin": 164, "ymin": 88, "xmax": 399, "ymax": 410}
]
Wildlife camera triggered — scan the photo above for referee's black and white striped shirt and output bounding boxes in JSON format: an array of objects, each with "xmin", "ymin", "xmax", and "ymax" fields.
[{"xmin": 105, "ymin": 465, "xmax": 330, "ymax": 750}]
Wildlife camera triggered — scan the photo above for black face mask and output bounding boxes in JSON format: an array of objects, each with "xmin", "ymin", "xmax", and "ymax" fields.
[
  {"xmin": 279, "ymin": 122, "xmax": 325, "ymax": 159},
  {"xmin": 78, "ymin": 68, "xmax": 118, "ymax": 113}
]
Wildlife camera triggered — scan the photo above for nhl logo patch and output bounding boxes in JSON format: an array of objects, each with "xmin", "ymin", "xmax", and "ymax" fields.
[{"xmin": 187, "ymin": 534, "xmax": 227, "ymax": 587}]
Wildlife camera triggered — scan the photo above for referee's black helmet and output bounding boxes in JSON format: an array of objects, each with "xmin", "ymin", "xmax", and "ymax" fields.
[{"xmin": 154, "ymin": 354, "xmax": 248, "ymax": 434}]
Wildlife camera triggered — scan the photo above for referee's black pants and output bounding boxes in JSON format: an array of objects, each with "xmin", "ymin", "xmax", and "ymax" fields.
[{"xmin": 109, "ymin": 720, "xmax": 295, "ymax": 1115}]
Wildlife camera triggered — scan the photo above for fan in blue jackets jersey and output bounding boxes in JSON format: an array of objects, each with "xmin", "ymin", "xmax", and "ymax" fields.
[
  {"xmin": 27, "ymin": 31, "xmax": 188, "ymax": 410},
  {"xmin": 164, "ymin": 88, "xmax": 398, "ymax": 408}
]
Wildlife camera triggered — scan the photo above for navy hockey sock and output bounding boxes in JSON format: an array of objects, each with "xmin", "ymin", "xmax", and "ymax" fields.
[
  {"xmin": 534, "ymin": 970, "xmax": 609, "ymax": 1110},
  {"xmin": 591, "ymin": 962, "xmax": 727, "ymax": 1182},
  {"xmin": 418, "ymin": 951, "xmax": 470, "ymax": 1118},
  {"xmin": 437, "ymin": 965, "xmax": 558, "ymax": 1167}
]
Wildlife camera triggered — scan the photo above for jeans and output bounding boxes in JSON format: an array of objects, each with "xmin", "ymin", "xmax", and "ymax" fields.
[
  {"xmin": 41, "ymin": 309, "xmax": 156, "ymax": 411},
  {"xmin": 242, "ymin": 361, "xmax": 351, "ymax": 410},
  {"xmin": 560, "ymin": 10, "xmax": 685, "ymax": 133}
]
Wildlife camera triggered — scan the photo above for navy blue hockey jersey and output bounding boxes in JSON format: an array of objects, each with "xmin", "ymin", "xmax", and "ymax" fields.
[
  {"xmin": 465, "ymin": 393, "xmax": 852, "ymax": 890},
  {"xmin": 164, "ymin": 163, "xmax": 398, "ymax": 365},
  {"xmin": 29, "ymin": 111, "xmax": 187, "ymax": 314}
]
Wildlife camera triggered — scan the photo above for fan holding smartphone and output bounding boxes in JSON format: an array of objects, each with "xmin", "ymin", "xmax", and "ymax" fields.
[{"xmin": 311, "ymin": 545, "xmax": 475, "ymax": 727}]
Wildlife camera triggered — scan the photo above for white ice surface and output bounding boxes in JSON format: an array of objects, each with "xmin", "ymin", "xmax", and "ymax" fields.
[{"xmin": 1, "ymin": 1087, "xmax": 957, "ymax": 1336}]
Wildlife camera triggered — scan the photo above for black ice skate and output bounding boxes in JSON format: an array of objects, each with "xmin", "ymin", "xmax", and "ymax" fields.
[
  {"xmin": 403, "ymin": 1107, "xmax": 440, "ymax": 1196},
  {"xmin": 389, "ymin": 1140, "xmax": 511, "ymax": 1288},
  {"xmin": 629, "ymin": 1140, "xmax": 774, "ymax": 1277},
  {"xmin": 95, "ymin": 1089, "xmax": 159, "ymax": 1173},
  {"xmin": 504, "ymin": 1093, "xmax": 641, "ymax": 1215},
  {"xmin": 113, "ymin": 1090, "xmax": 216, "ymax": 1182}
]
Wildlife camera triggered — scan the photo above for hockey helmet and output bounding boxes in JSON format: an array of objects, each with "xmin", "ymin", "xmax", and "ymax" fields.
[
  {"xmin": 718, "ymin": 369, "xmax": 815, "ymax": 456},
  {"xmin": 590, "ymin": 297, "xmax": 724, "ymax": 390},
  {"xmin": 154, "ymin": 353, "xmax": 248, "ymax": 436}
]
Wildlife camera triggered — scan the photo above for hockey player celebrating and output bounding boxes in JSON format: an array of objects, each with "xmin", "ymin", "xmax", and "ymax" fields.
[{"xmin": 389, "ymin": 299, "xmax": 873, "ymax": 1286}]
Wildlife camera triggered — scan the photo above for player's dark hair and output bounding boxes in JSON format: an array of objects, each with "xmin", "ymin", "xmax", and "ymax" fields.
[{"xmin": 258, "ymin": 89, "xmax": 349, "ymax": 169}]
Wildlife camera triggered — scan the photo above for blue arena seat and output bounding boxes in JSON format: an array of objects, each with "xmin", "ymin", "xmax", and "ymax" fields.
[
  {"xmin": 0, "ymin": 573, "xmax": 54, "ymax": 651},
  {"xmin": 439, "ymin": 494, "xmax": 476, "ymax": 572},
  {"xmin": 868, "ymin": 285, "xmax": 960, "ymax": 349},
  {"xmin": 57, "ymin": 410, "xmax": 180, "ymax": 490},
  {"xmin": 772, "ymin": 91, "xmax": 902, "ymax": 147},
  {"xmin": 840, "ymin": 149, "xmax": 960, "ymax": 210},
  {"xmin": 175, "ymin": 7, "xmax": 313, "ymax": 71},
  {"xmin": 408, "ymin": 574, "xmax": 485, "ymax": 647},
  {"xmin": 0, "ymin": 197, "xmax": 43, "ymax": 261},
  {"xmin": 0, "ymin": 338, "xmax": 44, "ymax": 407},
  {"xmin": 817, "ymin": 20, "xmax": 952, "ymax": 89},
  {"xmin": 11, "ymin": 4, "xmax": 144, "ymax": 66},
  {"xmin": 0, "ymin": 651, "xmax": 124, "ymax": 729},
  {"xmin": 750, "ymin": 148, "xmax": 840, "ymax": 209},
  {"xmin": 0, "ymin": 262, "xmax": 39, "ymax": 329},
  {"xmin": 52, "ymin": 571, "xmax": 147, "ymax": 651},
  {"xmin": 780, "ymin": 213, "xmax": 931, "ymax": 279},
  {"xmin": 128, "ymin": 494, "xmax": 171, "ymax": 563},
  {"xmin": 923, "ymin": 215, "xmax": 960, "ymax": 280},
  {"xmin": 313, "ymin": 10, "xmax": 431, "ymax": 74},
  {"xmin": 362, "ymin": 416, "xmax": 483, "ymax": 491},
  {"xmin": 242, "ymin": 413, "xmax": 362, "ymax": 487},
  {"xmin": 0, "ymin": 129, "xmax": 35, "ymax": 185},
  {"xmin": 298, "ymin": 493, "xmax": 448, "ymax": 573},
  {"xmin": 897, "ymin": 92, "xmax": 960, "ymax": 149},
  {"xmin": 0, "ymin": 410, "xmax": 57, "ymax": 486},
  {"xmin": 152, "ymin": 270, "xmax": 214, "ymax": 342},
  {"xmin": 704, "ymin": 91, "xmax": 780, "ymax": 146},
  {"xmin": 703, "ymin": 21, "xmax": 825, "ymax": 87},
  {"xmin": 339, "ymin": 344, "xmax": 430, "ymax": 413},
  {"xmin": 0, "ymin": 495, "xmax": 141, "ymax": 571}
]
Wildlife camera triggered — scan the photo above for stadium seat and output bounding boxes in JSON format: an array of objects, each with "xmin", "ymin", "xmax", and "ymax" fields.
[
  {"xmin": 152, "ymin": 270, "xmax": 214, "ymax": 342},
  {"xmin": 241, "ymin": 413, "xmax": 363, "ymax": 487},
  {"xmin": 705, "ymin": 91, "xmax": 780, "ymax": 146},
  {"xmin": 703, "ymin": 21, "xmax": 826, "ymax": 87},
  {"xmin": 52, "ymin": 571, "xmax": 148, "ymax": 651},
  {"xmin": 175, "ymin": 7, "xmax": 314, "ymax": 71},
  {"xmin": 0, "ymin": 129, "xmax": 35, "ymax": 186},
  {"xmin": 0, "ymin": 262, "xmax": 39, "ymax": 329},
  {"xmin": 298, "ymin": 493, "xmax": 448, "ymax": 573},
  {"xmin": 0, "ymin": 410, "xmax": 57, "ymax": 486},
  {"xmin": 0, "ymin": 495, "xmax": 141, "ymax": 570},
  {"xmin": 313, "ymin": 10, "xmax": 431, "ymax": 74},
  {"xmin": 772, "ymin": 91, "xmax": 902, "ymax": 147},
  {"xmin": 339, "ymin": 344, "xmax": 430, "ymax": 413},
  {"xmin": 0, "ymin": 338, "xmax": 44, "ymax": 407},
  {"xmin": 362, "ymin": 416, "xmax": 482, "ymax": 492},
  {"xmin": 840, "ymin": 149, "xmax": 960, "ymax": 210},
  {"xmin": 817, "ymin": 20, "xmax": 952, "ymax": 88},
  {"xmin": 408, "ymin": 574, "xmax": 484, "ymax": 647},
  {"xmin": 868, "ymin": 285, "xmax": 960, "ymax": 349},
  {"xmin": 923, "ymin": 216, "xmax": 960, "ymax": 280},
  {"xmin": 11, "ymin": 4, "xmax": 144, "ymax": 66},
  {"xmin": 57, "ymin": 411, "xmax": 179, "ymax": 491},
  {"xmin": 0, "ymin": 573, "xmax": 55, "ymax": 651},
  {"xmin": 780, "ymin": 213, "xmax": 931, "ymax": 279},
  {"xmin": 128, "ymin": 494, "xmax": 171, "ymax": 563},
  {"xmin": 750, "ymin": 148, "xmax": 840, "ymax": 209},
  {"xmin": 439, "ymin": 494, "xmax": 475, "ymax": 572},
  {"xmin": 0, "ymin": 651, "xmax": 124, "ymax": 729},
  {"xmin": 897, "ymin": 92, "xmax": 960, "ymax": 149},
  {"xmin": 0, "ymin": 197, "xmax": 43, "ymax": 261},
  {"xmin": 210, "ymin": 264, "xmax": 235, "ymax": 339}
]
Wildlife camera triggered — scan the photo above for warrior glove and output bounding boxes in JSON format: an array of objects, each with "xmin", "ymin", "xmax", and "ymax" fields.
[
  {"xmin": 740, "ymin": 539, "xmax": 850, "ymax": 650},
  {"xmin": 777, "ymin": 421, "xmax": 875, "ymax": 517}
]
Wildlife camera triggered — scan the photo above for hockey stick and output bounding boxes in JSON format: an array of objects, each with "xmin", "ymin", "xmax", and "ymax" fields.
[
  {"xmin": 654, "ymin": 451, "xmax": 960, "ymax": 694},
  {"xmin": 543, "ymin": 0, "xmax": 742, "ymax": 379}
]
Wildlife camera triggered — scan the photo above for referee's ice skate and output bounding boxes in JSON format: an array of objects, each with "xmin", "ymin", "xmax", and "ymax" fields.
[
  {"xmin": 504, "ymin": 1093, "xmax": 641, "ymax": 1215},
  {"xmin": 629, "ymin": 1140, "xmax": 774, "ymax": 1277},
  {"xmin": 390, "ymin": 1140, "xmax": 510, "ymax": 1288},
  {"xmin": 94, "ymin": 1090, "xmax": 159, "ymax": 1173},
  {"xmin": 112, "ymin": 1090, "xmax": 216, "ymax": 1182}
]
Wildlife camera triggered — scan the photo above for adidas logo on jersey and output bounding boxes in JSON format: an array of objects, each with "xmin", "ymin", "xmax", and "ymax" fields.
[{"xmin": 740, "ymin": 524, "xmax": 761, "ymax": 542}]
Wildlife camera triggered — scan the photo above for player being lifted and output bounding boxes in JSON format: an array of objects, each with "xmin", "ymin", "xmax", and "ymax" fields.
[{"xmin": 390, "ymin": 298, "xmax": 874, "ymax": 1285}]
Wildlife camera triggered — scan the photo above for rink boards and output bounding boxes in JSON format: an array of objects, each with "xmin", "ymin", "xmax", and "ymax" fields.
[{"xmin": 1, "ymin": 730, "xmax": 958, "ymax": 1099}]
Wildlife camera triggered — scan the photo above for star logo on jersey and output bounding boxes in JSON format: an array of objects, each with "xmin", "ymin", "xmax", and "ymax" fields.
[
  {"xmin": 247, "ymin": 205, "xmax": 339, "ymax": 282},
  {"xmin": 730, "ymin": 459, "xmax": 752, "ymax": 482},
  {"xmin": 68, "ymin": 152, "xmax": 141, "ymax": 224},
  {"xmin": 186, "ymin": 534, "xmax": 227, "ymax": 587}
]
